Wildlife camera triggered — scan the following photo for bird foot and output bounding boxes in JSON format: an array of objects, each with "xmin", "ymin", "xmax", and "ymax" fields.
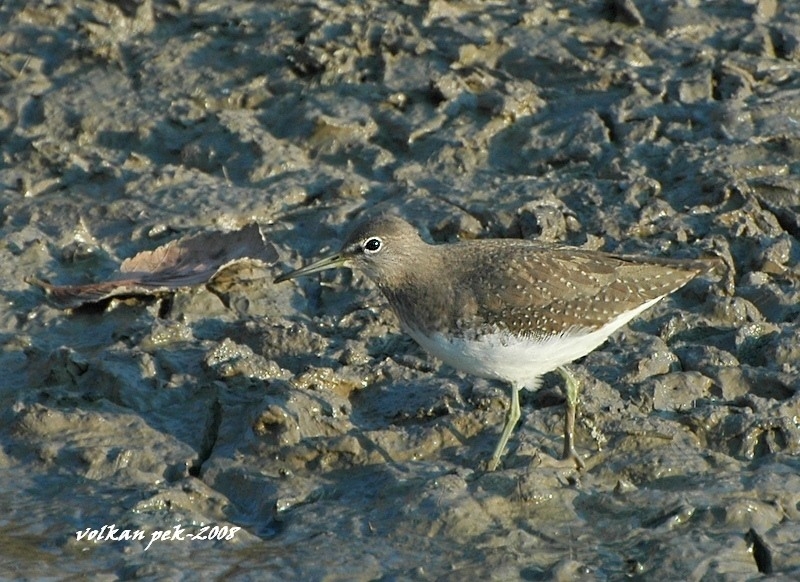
[
  {"xmin": 561, "ymin": 446, "xmax": 586, "ymax": 471},
  {"xmin": 480, "ymin": 447, "xmax": 585, "ymax": 473},
  {"xmin": 483, "ymin": 455, "xmax": 502, "ymax": 472}
]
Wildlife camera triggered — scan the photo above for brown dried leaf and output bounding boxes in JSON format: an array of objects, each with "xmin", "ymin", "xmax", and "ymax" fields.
[{"xmin": 28, "ymin": 223, "xmax": 278, "ymax": 309}]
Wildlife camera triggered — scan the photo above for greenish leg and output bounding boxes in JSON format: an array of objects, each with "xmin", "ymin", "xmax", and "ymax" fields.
[
  {"xmin": 557, "ymin": 366, "xmax": 585, "ymax": 469},
  {"xmin": 487, "ymin": 382, "xmax": 521, "ymax": 471}
]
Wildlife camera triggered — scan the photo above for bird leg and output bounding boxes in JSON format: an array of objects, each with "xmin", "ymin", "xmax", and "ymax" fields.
[
  {"xmin": 557, "ymin": 366, "xmax": 585, "ymax": 470},
  {"xmin": 486, "ymin": 382, "xmax": 521, "ymax": 471}
]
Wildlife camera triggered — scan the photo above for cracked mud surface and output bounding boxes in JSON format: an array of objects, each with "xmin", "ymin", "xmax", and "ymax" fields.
[{"xmin": 1, "ymin": 0, "xmax": 799, "ymax": 579}]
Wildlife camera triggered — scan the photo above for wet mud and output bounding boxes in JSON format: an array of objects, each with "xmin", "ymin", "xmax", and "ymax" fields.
[{"xmin": 1, "ymin": 0, "xmax": 798, "ymax": 579}]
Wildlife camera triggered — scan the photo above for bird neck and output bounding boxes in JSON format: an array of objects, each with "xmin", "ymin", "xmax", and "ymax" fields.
[{"xmin": 373, "ymin": 246, "xmax": 455, "ymax": 333}]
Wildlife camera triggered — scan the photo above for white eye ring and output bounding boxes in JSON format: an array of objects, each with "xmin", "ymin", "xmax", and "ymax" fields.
[{"xmin": 363, "ymin": 237, "xmax": 383, "ymax": 254}]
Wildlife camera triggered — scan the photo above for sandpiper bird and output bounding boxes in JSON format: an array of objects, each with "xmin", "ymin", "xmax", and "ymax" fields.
[{"xmin": 274, "ymin": 213, "xmax": 705, "ymax": 471}]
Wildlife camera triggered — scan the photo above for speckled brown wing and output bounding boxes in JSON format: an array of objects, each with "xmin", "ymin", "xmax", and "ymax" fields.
[{"xmin": 452, "ymin": 241, "xmax": 702, "ymax": 338}]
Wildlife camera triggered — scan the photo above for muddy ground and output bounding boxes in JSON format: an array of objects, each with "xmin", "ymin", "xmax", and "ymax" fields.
[{"xmin": 1, "ymin": 0, "xmax": 799, "ymax": 579}]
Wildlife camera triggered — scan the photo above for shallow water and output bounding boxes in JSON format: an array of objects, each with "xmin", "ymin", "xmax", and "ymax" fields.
[{"xmin": 1, "ymin": 0, "xmax": 799, "ymax": 579}]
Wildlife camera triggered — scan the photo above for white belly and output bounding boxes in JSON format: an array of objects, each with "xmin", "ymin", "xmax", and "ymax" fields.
[{"xmin": 403, "ymin": 296, "xmax": 664, "ymax": 388}]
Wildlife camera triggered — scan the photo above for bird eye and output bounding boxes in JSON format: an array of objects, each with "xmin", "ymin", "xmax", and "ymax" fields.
[{"xmin": 363, "ymin": 237, "xmax": 382, "ymax": 253}]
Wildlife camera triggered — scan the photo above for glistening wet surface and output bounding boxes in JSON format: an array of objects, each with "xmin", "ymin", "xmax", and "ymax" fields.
[{"xmin": 1, "ymin": 0, "xmax": 798, "ymax": 579}]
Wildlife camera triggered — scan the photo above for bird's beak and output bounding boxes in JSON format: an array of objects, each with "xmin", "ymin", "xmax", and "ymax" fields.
[{"xmin": 273, "ymin": 252, "xmax": 348, "ymax": 283}]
